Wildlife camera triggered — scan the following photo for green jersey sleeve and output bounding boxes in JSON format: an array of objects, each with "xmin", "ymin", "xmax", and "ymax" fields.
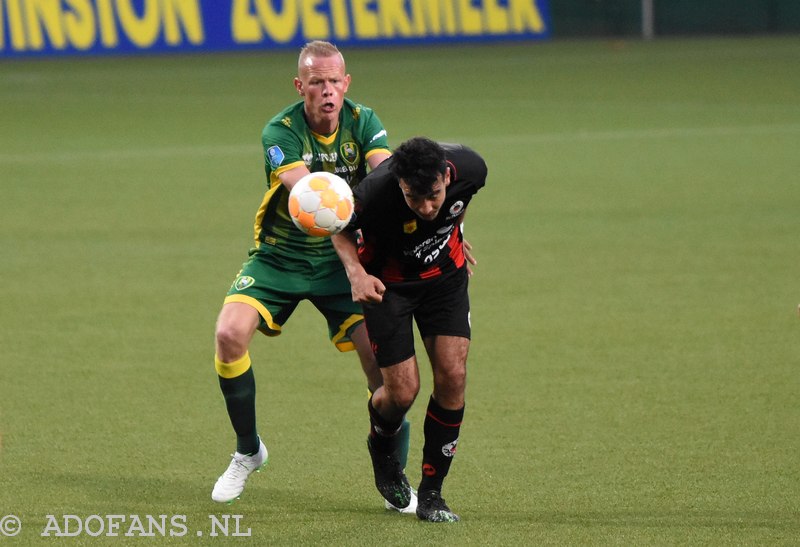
[
  {"xmin": 261, "ymin": 104, "xmax": 307, "ymax": 187},
  {"xmin": 357, "ymin": 106, "xmax": 390, "ymax": 159}
]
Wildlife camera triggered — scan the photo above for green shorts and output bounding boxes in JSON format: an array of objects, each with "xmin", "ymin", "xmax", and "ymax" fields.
[{"xmin": 224, "ymin": 247, "xmax": 363, "ymax": 351}]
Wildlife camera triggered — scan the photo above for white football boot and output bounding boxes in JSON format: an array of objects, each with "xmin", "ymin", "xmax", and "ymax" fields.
[
  {"xmin": 211, "ymin": 440, "xmax": 268, "ymax": 503},
  {"xmin": 385, "ymin": 485, "xmax": 418, "ymax": 514}
]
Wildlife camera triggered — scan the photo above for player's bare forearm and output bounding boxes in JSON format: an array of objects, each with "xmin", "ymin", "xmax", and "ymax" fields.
[
  {"xmin": 367, "ymin": 151, "xmax": 391, "ymax": 171},
  {"xmin": 331, "ymin": 231, "xmax": 362, "ymax": 278},
  {"xmin": 331, "ymin": 232, "xmax": 385, "ymax": 303},
  {"xmin": 277, "ymin": 165, "xmax": 311, "ymax": 191}
]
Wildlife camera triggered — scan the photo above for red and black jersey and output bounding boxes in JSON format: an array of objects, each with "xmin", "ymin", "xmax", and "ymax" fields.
[{"xmin": 348, "ymin": 143, "xmax": 487, "ymax": 285}]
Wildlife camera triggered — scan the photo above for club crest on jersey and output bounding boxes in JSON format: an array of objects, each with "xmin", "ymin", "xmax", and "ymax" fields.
[
  {"xmin": 403, "ymin": 219, "xmax": 417, "ymax": 234},
  {"xmin": 442, "ymin": 439, "xmax": 458, "ymax": 457},
  {"xmin": 267, "ymin": 146, "xmax": 285, "ymax": 169},
  {"xmin": 233, "ymin": 276, "xmax": 255, "ymax": 291},
  {"xmin": 340, "ymin": 141, "xmax": 359, "ymax": 166},
  {"xmin": 449, "ymin": 201, "xmax": 465, "ymax": 216}
]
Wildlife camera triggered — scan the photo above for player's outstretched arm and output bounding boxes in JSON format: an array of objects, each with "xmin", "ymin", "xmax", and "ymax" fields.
[
  {"xmin": 331, "ymin": 231, "xmax": 386, "ymax": 303},
  {"xmin": 278, "ymin": 165, "xmax": 312, "ymax": 191}
]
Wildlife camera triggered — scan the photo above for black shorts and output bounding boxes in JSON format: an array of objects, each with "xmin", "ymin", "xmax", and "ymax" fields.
[{"xmin": 363, "ymin": 268, "xmax": 471, "ymax": 367}]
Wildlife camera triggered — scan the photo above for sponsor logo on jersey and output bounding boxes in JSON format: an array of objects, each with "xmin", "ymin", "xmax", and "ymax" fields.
[
  {"xmin": 233, "ymin": 276, "xmax": 255, "ymax": 291},
  {"xmin": 267, "ymin": 146, "xmax": 285, "ymax": 169},
  {"xmin": 449, "ymin": 201, "xmax": 465, "ymax": 216},
  {"xmin": 437, "ymin": 224, "xmax": 453, "ymax": 235},
  {"xmin": 442, "ymin": 439, "xmax": 458, "ymax": 458},
  {"xmin": 318, "ymin": 152, "xmax": 338, "ymax": 163},
  {"xmin": 403, "ymin": 219, "xmax": 417, "ymax": 234},
  {"xmin": 280, "ymin": 116, "xmax": 292, "ymax": 128},
  {"xmin": 369, "ymin": 129, "xmax": 387, "ymax": 144},
  {"xmin": 340, "ymin": 141, "xmax": 359, "ymax": 165},
  {"xmin": 405, "ymin": 233, "xmax": 450, "ymax": 263}
]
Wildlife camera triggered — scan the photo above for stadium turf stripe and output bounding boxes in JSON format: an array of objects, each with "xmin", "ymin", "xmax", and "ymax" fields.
[{"xmin": 2, "ymin": 123, "xmax": 799, "ymax": 165}]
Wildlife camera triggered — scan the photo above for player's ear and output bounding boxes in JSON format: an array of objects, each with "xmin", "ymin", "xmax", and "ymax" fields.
[
  {"xmin": 294, "ymin": 77, "xmax": 304, "ymax": 96},
  {"xmin": 343, "ymin": 74, "xmax": 351, "ymax": 92},
  {"xmin": 443, "ymin": 167, "xmax": 451, "ymax": 187}
]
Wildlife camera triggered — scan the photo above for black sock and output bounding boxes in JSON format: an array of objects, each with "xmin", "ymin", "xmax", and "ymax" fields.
[
  {"xmin": 419, "ymin": 396, "xmax": 464, "ymax": 493},
  {"xmin": 368, "ymin": 396, "xmax": 403, "ymax": 454},
  {"xmin": 219, "ymin": 367, "xmax": 259, "ymax": 455}
]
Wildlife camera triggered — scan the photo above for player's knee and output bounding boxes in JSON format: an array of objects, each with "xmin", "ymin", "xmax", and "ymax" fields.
[
  {"xmin": 387, "ymin": 381, "xmax": 419, "ymax": 409},
  {"xmin": 215, "ymin": 303, "xmax": 259, "ymax": 359},
  {"xmin": 390, "ymin": 391, "xmax": 417, "ymax": 411},
  {"xmin": 435, "ymin": 365, "xmax": 467, "ymax": 394},
  {"xmin": 215, "ymin": 322, "xmax": 249, "ymax": 360}
]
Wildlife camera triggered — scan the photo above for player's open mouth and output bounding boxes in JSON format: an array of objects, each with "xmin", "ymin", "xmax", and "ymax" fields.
[{"xmin": 321, "ymin": 102, "xmax": 335, "ymax": 112}]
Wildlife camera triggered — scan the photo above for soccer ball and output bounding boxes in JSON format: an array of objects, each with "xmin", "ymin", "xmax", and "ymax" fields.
[{"xmin": 288, "ymin": 171, "xmax": 354, "ymax": 237}]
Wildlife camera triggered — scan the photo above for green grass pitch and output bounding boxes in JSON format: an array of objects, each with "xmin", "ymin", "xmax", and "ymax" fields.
[{"xmin": 1, "ymin": 36, "xmax": 799, "ymax": 544}]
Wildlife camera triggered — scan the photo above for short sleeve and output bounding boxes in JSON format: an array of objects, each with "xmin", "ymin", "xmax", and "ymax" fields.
[{"xmin": 262, "ymin": 120, "xmax": 305, "ymax": 176}]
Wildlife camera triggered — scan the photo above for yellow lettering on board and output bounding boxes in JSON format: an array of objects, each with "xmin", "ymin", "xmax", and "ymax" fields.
[
  {"xmin": 301, "ymin": 0, "xmax": 329, "ymax": 40},
  {"xmin": 457, "ymin": 0, "xmax": 481, "ymax": 35},
  {"xmin": 410, "ymin": 0, "xmax": 457, "ymax": 36},
  {"xmin": 8, "ymin": 0, "xmax": 27, "ymax": 49},
  {"xmin": 379, "ymin": 0, "xmax": 413, "ymax": 38},
  {"xmin": 64, "ymin": 0, "xmax": 96, "ymax": 50},
  {"xmin": 351, "ymin": 0, "xmax": 379, "ymax": 39},
  {"xmin": 162, "ymin": 0, "xmax": 204, "ymax": 45},
  {"xmin": 329, "ymin": 0, "xmax": 350, "ymax": 40},
  {"xmin": 96, "ymin": 0, "xmax": 118, "ymax": 46},
  {"xmin": 483, "ymin": 0, "xmax": 509, "ymax": 34},
  {"xmin": 510, "ymin": 0, "xmax": 544, "ymax": 33},
  {"xmin": 231, "ymin": 0, "xmax": 261, "ymax": 43},
  {"xmin": 256, "ymin": 0, "xmax": 298, "ymax": 43},
  {"xmin": 117, "ymin": 0, "xmax": 160, "ymax": 48},
  {"xmin": 24, "ymin": 0, "xmax": 66, "ymax": 50}
]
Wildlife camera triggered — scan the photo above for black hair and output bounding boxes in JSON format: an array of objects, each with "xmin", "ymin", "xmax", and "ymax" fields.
[{"xmin": 389, "ymin": 137, "xmax": 446, "ymax": 195}]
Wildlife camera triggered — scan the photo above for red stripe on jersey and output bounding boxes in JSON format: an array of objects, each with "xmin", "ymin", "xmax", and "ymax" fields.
[
  {"xmin": 448, "ymin": 225, "xmax": 465, "ymax": 268},
  {"xmin": 420, "ymin": 266, "xmax": 441, "ymax": 279},
  {"xmin": 380, "ymin": 257, "xmax": 405, "ymax": 284},
  {"xmin": 446, "ymin": 160, "xmax": 457, "ymax": 182}
]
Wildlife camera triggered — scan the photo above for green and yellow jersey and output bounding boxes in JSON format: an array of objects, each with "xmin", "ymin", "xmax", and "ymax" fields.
[{"xmin": 255, "ymin": 98, "xmax": 390, "ymax": 257}]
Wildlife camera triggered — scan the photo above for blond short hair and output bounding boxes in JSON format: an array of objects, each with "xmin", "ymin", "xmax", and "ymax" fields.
[{"xmin": 298, "ymin": 41, "xmax": 344, "ymax": 70}]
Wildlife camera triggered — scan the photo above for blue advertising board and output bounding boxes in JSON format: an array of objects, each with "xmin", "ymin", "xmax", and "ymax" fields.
[{"xmin": 0, "ymin": 0, "xmax": 551, "ymax": 58}]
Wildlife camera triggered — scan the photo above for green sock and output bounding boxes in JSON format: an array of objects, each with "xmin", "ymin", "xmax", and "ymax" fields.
[
  {"xmin": 394, "ymin": 419, "xmax": 411, "ymax": 470},
  {"xmin": 218, "ymin": 367, "xmax": 259, "ymax": 455}
]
